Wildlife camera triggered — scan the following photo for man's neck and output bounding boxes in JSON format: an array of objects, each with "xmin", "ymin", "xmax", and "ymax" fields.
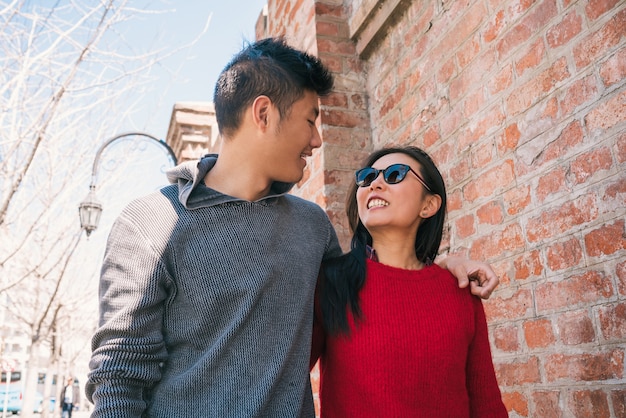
[{"xmin": 203, "ymin": 148, "xmax": 273, "ymax": 202}]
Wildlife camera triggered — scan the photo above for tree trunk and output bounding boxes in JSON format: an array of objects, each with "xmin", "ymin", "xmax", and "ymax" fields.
[{"xmin": 21, "ymin": 340, "xmax": 40, "ymax": 418}]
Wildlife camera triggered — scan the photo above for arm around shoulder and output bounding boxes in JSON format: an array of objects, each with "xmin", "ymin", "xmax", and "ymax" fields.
[{"xmin": 436, "ymin": 255, "xmax": 500, "ymax": 299}]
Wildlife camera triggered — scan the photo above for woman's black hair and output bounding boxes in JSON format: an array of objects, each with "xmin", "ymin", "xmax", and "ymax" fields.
[{"xmin": 320, "ymin": 146, "xmax": 447, "ymax": 335}]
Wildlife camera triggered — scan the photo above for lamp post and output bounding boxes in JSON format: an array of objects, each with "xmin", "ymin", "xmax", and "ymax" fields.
[{"xmin": 78, "ymin": 132, "xmax": 178, "ymax": 236}]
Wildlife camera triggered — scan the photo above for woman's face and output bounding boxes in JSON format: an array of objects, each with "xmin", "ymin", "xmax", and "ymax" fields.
[{"xmin": 356, "ymin": 153, "xmax": 432, "ymax": 236}]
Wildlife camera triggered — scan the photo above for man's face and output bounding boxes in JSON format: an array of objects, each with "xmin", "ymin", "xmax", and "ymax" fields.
[{"xmin": 266, "ymin": 90, "xmax": 322, "ymax": 184}]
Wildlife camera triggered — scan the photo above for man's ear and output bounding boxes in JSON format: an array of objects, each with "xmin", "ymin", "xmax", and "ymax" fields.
[
  {"xmin": 252, "ymin": 95, "xmax": 272, "ymax": 130},
  {"xmin": 421, "ymin": 193, "xmax": 442, "ymax": 219}
]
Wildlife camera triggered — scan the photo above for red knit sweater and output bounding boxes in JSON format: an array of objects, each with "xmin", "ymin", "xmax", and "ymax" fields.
[{"xmin": 311, "ymin": 260, "xmax": 508, "ymax": 418}]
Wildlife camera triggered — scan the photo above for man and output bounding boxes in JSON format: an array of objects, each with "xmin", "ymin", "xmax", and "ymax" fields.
[
  {"xmin": 60, "ymin": 377, "xmax": 79, "ymax": 418},
  {"xmin": 86, "ymin": 37, "xmax": 498, "ymax": 417}
]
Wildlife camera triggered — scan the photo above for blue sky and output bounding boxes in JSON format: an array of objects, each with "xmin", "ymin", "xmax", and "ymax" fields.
[
  {"xmin": 125, "ymin": 0, "xmax": 268, "ymax": 137},
  {"xmin": 75, "ymin": 1, "xmax": 268, "ymax": 240}
]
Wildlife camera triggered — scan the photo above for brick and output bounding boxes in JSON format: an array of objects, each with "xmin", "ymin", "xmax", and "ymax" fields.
[
  {"xmin": 502, "ymin": 391, "xmax": 529, "ymax": 416},
  {"xmin": 574, "ymin": 8, "xmax": 626, "ymax": 69},
  {"xmin": 456, "ymin": 34, "xmax": 481, "ymax": 69},
  {"xmin": 496, "ymin": 0, "xmax": 558, "ymax": 58},
  {"xmin": 612, "ymin": 389, "xmax": 626, "ymax": 418},
  {"xmin": 449, "ymin": 158, "xmax": 470, "ymax": 183},
  {"xmin": 536, "ymin": 166, "xmax": 567, "ymax": 203},
  {"xmin": 546, "ymin": 237, "xmax": 583, "ymax": 271},
  {"xmin": 469, "ymin": 222, "xmax": 525, "ymax": 260},
  {"xmin": 447, "ymin": 188, "xmax": 463, "ymax": 212},
  {"xmin": 559, "ymin": 74, "xmax": 599, "ymax": 115},
  {"xmin": 585, "ymin": 0, "xmax": 622, "ymax": 21},
  {"xmin": 598, "ymin": 302, "xmax": 626, "ymax": 340},
  {"xmin": 490, "ymin": 62, "xmax": 514, "ymax": 95},
  {"xmin": 535, "ymin": 270, "xmax": 614, "ymax": 312},
  {"xmin": 316, "ymin": 20, "xmax": 339, "ymax": 36},
  {"xmin": 316, "ymin": 38, "xmax": 356, "ymax": 55},
  {"xmin": 618, "ymin": 260, "xmax": 626, "ymax": 296},
  {"xmin": 586, "ymin": 89, "xmax": 626, "ymax": 135},
  {"xmin": 437, "ymin": 1, "xmax": 486, "ymax": 64},
  {"xmin": 321, "ymin": 108, "xmax": 369, "ymax": 129},
  {"xmin": 484, "ymin": 9, "xmax": 506, "ymax": 43},
  {"xmin": 584, "ymin": 220, "xmax": 626, "ymax": 257},
  {"xmin": 378, "ymin": 81, "xmax": 406, "ymax": 118},
  {"xmin": 321, "ymin": 92, "xmax": 348, "ymax": 108},
  {"xmin": 526, "ymin": 194, "xmax": 597, "ymax": 242},
  {"xmin": 457, "ymin": 106, "xmax": 505, "ymax": 150},
  {"xmin": 568, "ymin": 390, "xmax": 610, "ymax": 417},
  {"xmin": 545, "ymin": 350, "xmax": 624, "ymax": 382},
  {"xmin": 600, "ymin": 46, "xmax": 626, "ymax": 87},
  {"xmin": 455, "ymin": 214, "xmax": 475, "ymax": 238},
  {"xmin": 451, "ymin": 48, "xmax": 498, "ymax": 102},
  {"xmin": 516, "ymin": 38, "xmax": 545, "ymax": 76},
  {"xmin": 497, "ymin": 23, "xmax": 530, "ymax": 60},
  {"xmin": 464, "ymin": 159, "xmax": 515, "ymax": 202},
  {"xmin": 373, "ymin": 71, "xmax": 394, "ymax": 102},
  {"xmin": 495, "ymin": 356, "xmax": 541, "ymax": 386},
  {"xmin": 557, "ymin": 310, "xmax": 596, "ymax": 345},
  {"xmin": 570, "ymin": 146, "xmax": 613, "ymax": 185},
  {"xmin": 506, "ymin": 57, "xmax": 570, "ymax": 115},
  {"xmin": 483, "ymin": 288, "xmax": 534, "ymax": 321},
  {"xmin": 503, "ymin": 184, "xmax": 531, "ymax": 215},
  {"xmin": 349, "ymin": 93, "xmax": 366, "ymax": 111},
  {"xmin": 523, "ymin": 318, "xmax": 555, "ymax": 348},
  {"xmin": 422, "ymin": 126, "xmax": 440, "ymax": 147},
  {"xmin": 384, "ymin": 112, "xmax": 401, "ymax": 131},
  {"xmin": 546, "ymin": 10, "xmax": 583, "ymax": 49},
  {"xmin": 463, "ymin": 89, "xmax": 486, "ymax": 120},
  {"xmin": 513, "ymin": 250, "xmax": 543, "ymax": 281},
  {"xmin": 604, "ymin": 177, "xmax": 626, "ymax": 212},
  {"xmin": 523, "ymin": 120, "xmax": 584, "ymax": 169},
  {"xmin": 498, "ymin": 123, "xmax": 521, "ymax": 155},
  {"xmin": 617, "ymin": 132, "xmax": 626, "ymax": 163},
  {"xmin": 319, "ymin": 54, "xmax": 342, "ymax": 72},
  {"xmin": 532, "ymin": 391, "xmax": 562, "ymax": 418},
  {"xmin": 440, "ymin": 105, "xmax": 463, "ymax": 138},
  {"xmin": 476, "ymin": 201, "xmax": 504, "ymax": 225},
  {"xmin": 494, "ymin": 324, "xmax": 520, "ymax": 352},
  {"xmin": 437, "ymin": 57, "xmax": 456, "ymax": 85}
]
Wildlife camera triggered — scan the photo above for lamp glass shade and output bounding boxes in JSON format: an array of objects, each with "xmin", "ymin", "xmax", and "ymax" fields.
[{"xmin": 79, "ymin": 190, "xmax": 102, "ymax": 236}]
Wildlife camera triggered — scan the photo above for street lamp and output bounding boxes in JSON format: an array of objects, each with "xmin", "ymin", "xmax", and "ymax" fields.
[
  {"xmin": 78, "ymin": 185, "xmax": 102, "ymax": 236},
  {"xmin": 79, "ymin": 132, "xmax": 178, "ymax": 236}
]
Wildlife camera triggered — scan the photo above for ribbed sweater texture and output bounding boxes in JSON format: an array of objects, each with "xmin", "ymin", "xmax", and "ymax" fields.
[
  {"xmin": 86, "ymin": 155, "xmax": 342, "ymax": 417},
  {"xmin": 313, "ymin": 260, "xmax": 508, "ymax": 418}
]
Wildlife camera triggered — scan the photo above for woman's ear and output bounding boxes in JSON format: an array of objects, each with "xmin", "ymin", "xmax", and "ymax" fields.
[
  {"xmin": 420, "ymin": 194, "xmax": 442, "ymax": 219},
  {"xmin": 252, "ymin": 95, "xmax": 272, "ymax": 130}
]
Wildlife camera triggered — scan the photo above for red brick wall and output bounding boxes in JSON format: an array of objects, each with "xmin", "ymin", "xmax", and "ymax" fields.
[{"xmin": 258, "ymin": 0, "xmax": 626, "ymax": 416}]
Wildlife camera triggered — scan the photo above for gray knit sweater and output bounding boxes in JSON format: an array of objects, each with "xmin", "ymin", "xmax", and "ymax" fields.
[{"xmin": 86, "ymin": 155, "xmax": 342, "ymax": 417}]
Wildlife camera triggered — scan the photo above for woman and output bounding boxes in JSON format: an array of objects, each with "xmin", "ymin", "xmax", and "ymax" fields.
[{"xmin": 311, "ymin": 146, "xmax": 507, "ymax": 417}]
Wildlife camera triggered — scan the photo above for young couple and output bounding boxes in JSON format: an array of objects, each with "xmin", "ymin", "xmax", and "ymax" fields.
[{"xmin": 86, "ymin": 37, "xmax": 506, "ymax": 417}]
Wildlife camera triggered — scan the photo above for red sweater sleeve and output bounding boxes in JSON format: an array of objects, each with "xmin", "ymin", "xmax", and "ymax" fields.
[{"xmin": 467, "ymin": 296, "xmax": 508, "ymax": 417}]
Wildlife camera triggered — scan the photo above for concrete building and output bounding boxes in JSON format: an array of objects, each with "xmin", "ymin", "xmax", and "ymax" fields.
[{"xmin": 165, "ymin": 102, "xmax": 220, "ymax": 162}]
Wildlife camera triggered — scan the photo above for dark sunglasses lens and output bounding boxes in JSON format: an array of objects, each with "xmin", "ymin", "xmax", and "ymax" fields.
[
  {"xmin": 384, "ymin": 165, "xmax": 408, "ymax": 184},
  {"xmin": 356, "ymin": 168, "xmax": 378, "ymax": 186}
]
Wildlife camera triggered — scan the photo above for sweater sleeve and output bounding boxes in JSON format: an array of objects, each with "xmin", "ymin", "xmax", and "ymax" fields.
[
  {"xmin": 466, "ymin": 296, "xmax": 508, "ymax": 417},
  {"xmin": 86, "ymin": 213, "xmax": 172, "ymax": 418},
  {"xmin": 310, "ymin": 280, "xmax": 326, "ymax": 370}
]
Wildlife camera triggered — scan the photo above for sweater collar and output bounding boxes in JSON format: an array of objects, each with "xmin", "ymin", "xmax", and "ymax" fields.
[{"xmin": 166, "ymin": 154, "xmax": 294, "ymax": 209}]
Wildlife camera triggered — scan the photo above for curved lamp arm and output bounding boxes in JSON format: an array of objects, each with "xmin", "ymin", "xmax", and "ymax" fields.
[{"xmin": 79, "ymin": 132, "xmax": 178, "ymax": 236}]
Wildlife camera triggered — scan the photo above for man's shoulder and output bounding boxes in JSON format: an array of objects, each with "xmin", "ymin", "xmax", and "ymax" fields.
[{"xmin": 283, "ymin": 194, "xmax": 326, "ymax": 213}]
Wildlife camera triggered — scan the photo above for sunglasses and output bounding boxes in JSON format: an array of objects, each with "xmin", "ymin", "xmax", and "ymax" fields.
[{"xmin": 355, "ymin": 163, "xmax": 431, "ymax": 191}]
